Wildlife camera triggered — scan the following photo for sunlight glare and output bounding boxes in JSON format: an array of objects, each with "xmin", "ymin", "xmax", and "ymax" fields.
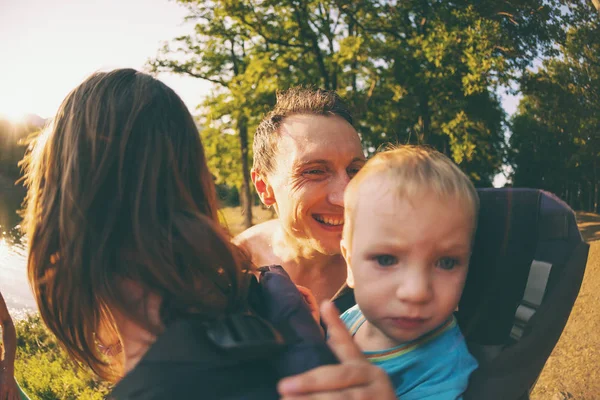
[
  {"xmin": 0, "ymin": 236, "xmax": 8, "ymax": 261},
  {"xmin": 0, "ymin": 104, "xmax": 27, "ymax": 123}
]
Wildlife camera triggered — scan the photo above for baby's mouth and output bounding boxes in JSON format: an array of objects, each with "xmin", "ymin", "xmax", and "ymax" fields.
[{"xmin": 313, "ymin": 214, "xmax": 344, "ymax": 227}]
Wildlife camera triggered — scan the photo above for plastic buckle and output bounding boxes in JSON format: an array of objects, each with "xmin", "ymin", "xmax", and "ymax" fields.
[{"xmin": 205, "ymin": 313, "xmax": 286, "ymax": 359}]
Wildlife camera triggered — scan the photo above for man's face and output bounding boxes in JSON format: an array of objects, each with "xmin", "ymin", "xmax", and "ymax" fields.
[
  {"xmin": 267, "ymin": 114, "xmax": 365, "ymax": 255},
  {"xmin": 344, "ymin": 179, "xmax": 473, "ymax": 348}
]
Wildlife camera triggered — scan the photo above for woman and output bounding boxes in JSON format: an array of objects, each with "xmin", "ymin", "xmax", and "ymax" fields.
[
  {"xmin": 22, "ymin": 69, "xmax": 283, "ymax": 398},
  {"xmin": 21, "ymin": 69, "xmax": 394, "ymax": 399}
]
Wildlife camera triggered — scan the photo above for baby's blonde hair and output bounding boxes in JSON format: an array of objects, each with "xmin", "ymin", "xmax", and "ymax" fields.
[{"xmin": 343, "ymin": 145, "xmax": 479, "ymax": 248}]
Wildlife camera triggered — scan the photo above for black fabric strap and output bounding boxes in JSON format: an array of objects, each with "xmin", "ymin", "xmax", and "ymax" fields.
[
  {"xmin": 331, "ymin": 283, "xmax": 356, "ymax": 315},
  {"xmin": 538, "ymin": 214, "xmax": 569, "ymax": 240}
]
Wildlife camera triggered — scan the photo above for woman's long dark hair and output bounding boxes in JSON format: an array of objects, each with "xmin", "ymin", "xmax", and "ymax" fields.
[{"xmin": 22, "ymin": 69, "xmax": 250, "ymax": 380}]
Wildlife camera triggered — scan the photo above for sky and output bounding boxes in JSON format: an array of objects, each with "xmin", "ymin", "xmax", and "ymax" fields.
[
  {"xmin": 0, "ymin": 0, "xmax": 518, "ymax": 185},
  {"xmin": 0, "ymin": 0, "xmax": 211, "ymax": 120}
]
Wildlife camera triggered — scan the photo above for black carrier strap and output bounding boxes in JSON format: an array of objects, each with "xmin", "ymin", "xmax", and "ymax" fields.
[
  {"xmin": 110, "ymin": 266, "xmax": 338, "ymax": 399},
  {"xmin": 461, "ymin": 189, "xmax": 589, "ymax": 400},
  {"xmin": 109, "ymin": 314, "xmax": 283, "ymax": 400},
  {"xmin": 204, "ymin": 312, "xmax": 287, "ymax": 359},
  {"xmin": 331, "ymin": 283, "xmax": 356, "ymax": 315}
]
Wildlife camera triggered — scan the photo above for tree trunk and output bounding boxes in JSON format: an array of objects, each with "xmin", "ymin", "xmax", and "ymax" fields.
[
  {"xmin": 237, "ymin": 114, "xmax": 253, "ymax": 229},
  {"xmin": 349, "ymin": 21, "xmax": 357, "ymax": 94},
  {"xmin": 418, "ymin": 91, "xmax": 431, "ymax": 145},
  {"xmin": 594, "ymin": 181, "xmax": 600, "ymax": 213},
  {"xmin": 416, "ymin": 8, "xmax": 431, "ymax": 146},
  {"xmin": 592, "ymin": 158, "xmax": 600, "ymax": 213},
  {"xmin": 588, "ymin": 181, "xmax": 593, "ymax": 212}
]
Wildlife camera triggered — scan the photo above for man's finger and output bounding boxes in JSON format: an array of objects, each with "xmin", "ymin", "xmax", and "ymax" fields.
[
  {"xmin": 281, "ymin": 390, "xmax": 350, "ymax": 400},
  {"xmin": 320, "ymin": 301, "xmax": 365, "ymax": 363},
  {"xmin": 278, "ymin": 364, "xmax": 371, "ymax": 395},
  {"xmin": 282, "ymin": 385, "xmax": 385, "ymax": 400}
]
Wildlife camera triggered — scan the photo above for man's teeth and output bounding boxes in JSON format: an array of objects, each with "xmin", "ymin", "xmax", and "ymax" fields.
[{"xmin": 314, "ymin": 216, "xmax": 343, "ymax": 226}]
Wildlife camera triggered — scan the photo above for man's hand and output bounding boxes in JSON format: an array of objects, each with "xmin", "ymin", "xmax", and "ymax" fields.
[
  {"xmin": 296, "ymin": 285, "xmax": 320, "ymax": 325},
  {"xmin": 278, "ymin": 301, "xmax": 397, "ymax": 400}
]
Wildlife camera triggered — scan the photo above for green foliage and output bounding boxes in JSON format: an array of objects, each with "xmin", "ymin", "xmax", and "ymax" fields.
[
  {"xmin": 509, "ymin": 1, "xmax": 600, "ymax": 211},
  {"xmin": 151, "ymin": 0, "xmax": 563, "ymax": 194},
  {"xmin": 13, "ymin": 315, "xmax": 111, "ymax": 400},
  {"xmin": 0, "ymin": 118, "xmax": 41, "ymax": 179},
  {"xmin": 216, "ymin": 183, "xmax": 240, "ymax": 207}
]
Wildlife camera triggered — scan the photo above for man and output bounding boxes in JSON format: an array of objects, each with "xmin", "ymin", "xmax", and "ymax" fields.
[
  {"xmin": 236, "ymin": 87, "xmax": 398, "ymax": 400},
  {"xmin": 235, "ymin": 87, "xmax": 365, "ymax": 306}
]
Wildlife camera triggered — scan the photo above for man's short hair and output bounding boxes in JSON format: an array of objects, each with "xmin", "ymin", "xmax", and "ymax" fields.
[{"xmin": 253, "ymin": 86, "xmax": 354, "ymax": 174}]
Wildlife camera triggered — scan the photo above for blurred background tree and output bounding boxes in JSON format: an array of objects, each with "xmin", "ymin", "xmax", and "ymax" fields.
[
  {"xmin": 149, "ymin": 0, "xmax": 567, "ymax": 230},
  {"xmin": 2, "ymin": 1, "xmax": 598, "ymax": 226},
  {"xmin": 509, "ymin": 1, "xmax": 600, "ymax": 212},
  {"xmin": 0, "ymin": 115, "xmax": 44, "ymax": 180}
]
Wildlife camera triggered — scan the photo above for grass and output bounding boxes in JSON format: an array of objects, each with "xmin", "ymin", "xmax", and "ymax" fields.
[
  {"xmin": 219, "ymin": 205, "xmax": 276, "ymax": 236},
  {"xmin": 12, "ymin": 315, "xmax": 111, "ymax": 400}
]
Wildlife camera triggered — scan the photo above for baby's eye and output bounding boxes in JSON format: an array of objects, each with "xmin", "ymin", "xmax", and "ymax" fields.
[
  {"xmin": 375, "ymin": 255, "xmax": 397, "ymax": 267},
  {"xmin": 436, "ymin": 257, "xmax": 459, "ymax": 270}
]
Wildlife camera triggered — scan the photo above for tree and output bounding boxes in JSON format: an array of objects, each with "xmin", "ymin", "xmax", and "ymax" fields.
[
  {"xmin": 0, "ymin": 117, "xmax": 42, "ymax": 179},
  {"xmin": 148, "ymin": 2, "xmax": 269, "ymax": 228},
  {"xmin": 510, "ymin": 2, "xmax": 600, "ymax": 211},
  {"xmin": 335, "ymin": 0, "xmax": 562, "ymax": 184},
  {"xmin": 152, "ymin": 0, "xmax": 565, "ymax": 225}
]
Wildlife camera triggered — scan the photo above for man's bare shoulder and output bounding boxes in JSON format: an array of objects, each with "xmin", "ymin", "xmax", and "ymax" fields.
[{"xmin": 233, "ymin": 219, "xmax": 279, "ymax": 251}]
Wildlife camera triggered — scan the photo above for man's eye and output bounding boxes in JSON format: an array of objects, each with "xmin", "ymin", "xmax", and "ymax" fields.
[
  {"xmin": 436, "ymin": 258, "xmax": 459, "ymax": 270},
  {"xmin": 347, "ymin": 167, "xmax": 361, "ymax": 177},
  {"xmin": 305, "ymin": 169, "xmax": 325, "ymax": 175},
  {"xmin": 375, "ymin": 255, "xmax": 397, "ymax": 267},
  {"xmin": 347, "ymin": 163, "xmax": 365, "ymax": 177}
]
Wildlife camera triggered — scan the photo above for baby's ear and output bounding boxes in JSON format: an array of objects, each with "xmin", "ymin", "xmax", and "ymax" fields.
[{"xmin": 340, "ymin": 239, "xmax": 355, "ymax": 289}]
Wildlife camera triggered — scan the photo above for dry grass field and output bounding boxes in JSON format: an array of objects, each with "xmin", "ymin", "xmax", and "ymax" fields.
[
  {"xmin": 222, "ymin": 207, "xmax": 600, "ymax": 399},
  {"xmin": 531, "ymin": 212, "xmax": 600, "ymax": 400}
]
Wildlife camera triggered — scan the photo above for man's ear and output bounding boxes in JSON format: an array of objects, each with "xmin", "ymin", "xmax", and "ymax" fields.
[
  {"xmin": 341, "ymin": 239, "xmax": 355, "ymax": 289},
  {"xmin": 251, "ymin": 169, "xmax": 275, "ymax": 207}
]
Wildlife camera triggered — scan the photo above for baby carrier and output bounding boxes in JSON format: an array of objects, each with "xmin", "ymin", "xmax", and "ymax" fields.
[{"xmin": 459, "ymin": 188, "xmax": 589, "ymax": 400}]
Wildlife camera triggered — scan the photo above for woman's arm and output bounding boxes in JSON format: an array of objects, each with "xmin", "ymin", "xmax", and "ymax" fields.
[{"xmin": 0, "ymin": 291, "xmax": 19, "ymax": 400}]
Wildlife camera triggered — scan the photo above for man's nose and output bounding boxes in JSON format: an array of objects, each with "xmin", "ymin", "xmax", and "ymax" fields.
[{"xmin": 327, "ymin": 171, "xmax": 351, "ymax": 207}]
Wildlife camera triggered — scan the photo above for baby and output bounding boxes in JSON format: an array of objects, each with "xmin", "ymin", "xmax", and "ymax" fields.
[{"xmin": 340, "ymin": 146, "xmax": 479, "ymax": 399}]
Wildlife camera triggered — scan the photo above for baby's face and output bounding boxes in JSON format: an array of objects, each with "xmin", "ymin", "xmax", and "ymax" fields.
[{"xmin": 344, "ymin": 179, "xmax": 474, "ymax": 348}]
